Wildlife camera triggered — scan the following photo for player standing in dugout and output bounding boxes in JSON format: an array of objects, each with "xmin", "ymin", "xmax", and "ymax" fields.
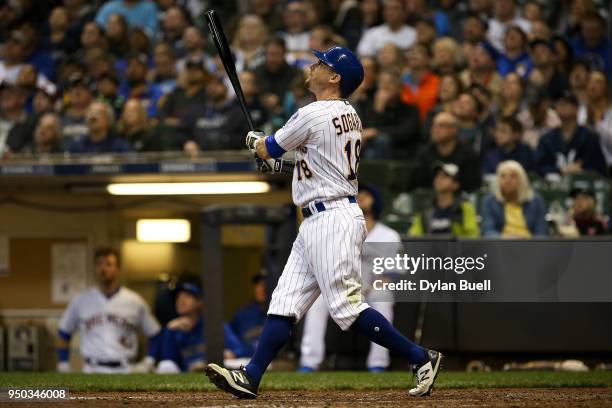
[{"xmin": 205, "ymin": 46, "xmax": 442, "ymax": 398}]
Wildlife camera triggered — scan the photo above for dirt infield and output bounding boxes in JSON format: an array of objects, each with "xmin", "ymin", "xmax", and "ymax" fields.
[{"xmin": 12, "ymin": 388, "xmax": 611, "ymax": 407}]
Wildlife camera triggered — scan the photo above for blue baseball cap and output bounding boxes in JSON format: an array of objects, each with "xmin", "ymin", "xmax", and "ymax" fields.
[{"xmin": 177, "ymin": 282, "xmax": 202, "ymax": 298}]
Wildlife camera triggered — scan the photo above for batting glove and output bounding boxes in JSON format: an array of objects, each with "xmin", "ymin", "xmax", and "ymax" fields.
[
  {"xmin": 255, "ymin": 155, "xmax": 294, "ymax": 174},
  {"xmin": 246, "ymin": 130, "xmax": 266, "ymax": 153}
]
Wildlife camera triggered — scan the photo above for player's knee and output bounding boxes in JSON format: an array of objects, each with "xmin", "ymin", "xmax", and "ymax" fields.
[
  {"xmin": 268, "ymin": 314, "xmax": 296, "ymax": 324},
  {"xmin": 329, "ymin": 308, "xmax": 361, "ymax": 331}
]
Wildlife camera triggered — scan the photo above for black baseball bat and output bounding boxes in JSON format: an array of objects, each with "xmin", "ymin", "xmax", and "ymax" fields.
[{"xmin": 205, "ymin": 10, "xmax": 255, "ymax": 132}]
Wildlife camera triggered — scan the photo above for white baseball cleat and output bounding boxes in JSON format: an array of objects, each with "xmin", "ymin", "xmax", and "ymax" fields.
[{"xmin": 408, "ymin": 349, "xmax": 443, "ymax": 397}]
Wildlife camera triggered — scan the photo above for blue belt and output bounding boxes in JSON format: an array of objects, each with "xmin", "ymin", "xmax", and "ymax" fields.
[{"xmin": 301, "ymin": 196, "xmax": 357, "ymax": 218}]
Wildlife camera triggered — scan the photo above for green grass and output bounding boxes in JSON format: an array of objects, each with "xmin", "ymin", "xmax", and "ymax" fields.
[{"xmin": 0, "ymin": 371, "xmax": 611, "ymax": 392}]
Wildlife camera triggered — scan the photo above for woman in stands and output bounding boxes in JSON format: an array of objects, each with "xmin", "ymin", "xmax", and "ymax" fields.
[{"xmin": 480, "ymin": 160, "xmax": 548, "ymax": 238}]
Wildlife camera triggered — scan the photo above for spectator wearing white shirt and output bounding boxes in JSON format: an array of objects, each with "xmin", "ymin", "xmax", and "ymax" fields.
[
  {"xmin": 487, "ymin": 0, "xmax": 531, "ymax": 52},
  {"xmin": 357, "ymin": 0, "xmax": 416, "ymax": 57}
]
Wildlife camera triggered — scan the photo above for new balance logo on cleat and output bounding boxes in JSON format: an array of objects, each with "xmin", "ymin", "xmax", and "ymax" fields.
[
  {"xmin": 409, "ymin": 349, "xmax": 443, "ymax": 397},
  {"xmin": 205, "ymin": 363, "xmax": 258, "ymax": 399},
  {"xmin": 418, "ymin": 369, "xmax": 430, "ymax": 382},
  {"xmin": 231, "ymin": 370, "xmax": 246, "ymax": 384}
]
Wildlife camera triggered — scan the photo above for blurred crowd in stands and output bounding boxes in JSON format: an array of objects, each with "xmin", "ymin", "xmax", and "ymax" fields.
[{"xmin": 0, "ymin": 0, "xmax": 611, "ymax": 234}]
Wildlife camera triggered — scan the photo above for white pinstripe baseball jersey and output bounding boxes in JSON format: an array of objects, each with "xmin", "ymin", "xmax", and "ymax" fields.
[
  {"xmin": 268, "ymin": 99, "xmax": 370, "ymax": 331},
  {"xmin": 274, "ymin": 100, "xmax": 362, "ymax": 207}
]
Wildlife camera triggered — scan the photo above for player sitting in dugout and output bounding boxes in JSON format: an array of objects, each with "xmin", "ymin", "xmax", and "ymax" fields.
[
  {"xmin": 154, "ymin": 283, "xmax": 251, "ymax": 373},
  {"xmin": 56, "ymin": 247, "xmax": 161, "ymax": 373},
  {"xmin": 409, "ymin": 162, "xmax": 479, "ymax": 237},
  {"xmin": 229, "ymin": 274, "xmax": 267, "ymax": 357}
]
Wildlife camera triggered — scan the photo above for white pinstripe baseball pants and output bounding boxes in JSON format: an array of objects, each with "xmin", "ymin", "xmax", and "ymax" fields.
[{"xmin": 268, "ymin": 199, "xmax": 370, "ymax": 330}]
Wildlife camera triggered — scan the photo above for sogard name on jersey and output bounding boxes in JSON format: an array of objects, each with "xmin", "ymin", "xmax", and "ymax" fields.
[{"xmin": 332, "ymin": 112, "xmax": 362, "ymax": 135}]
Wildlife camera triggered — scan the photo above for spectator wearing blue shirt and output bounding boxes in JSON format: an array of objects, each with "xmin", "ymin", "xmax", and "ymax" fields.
[
  {"xmin": 230, "ymin": 274, "xmax": 267, "ymax": 357},
  {"xmin": 150, "ymin": 43, "xmax": 178, "ymax": 101},
  {"xmin": 496, "ymin": 26, "xmax": 532, "ymax": 77},
  {"xmin": 571, "ymin": 12, "xmax": 612, "ymax": 80},
  {"xmin": 119, "ymin": 53, "xmax": 163, "ymax": 118},
  {"xmin": 95, "ymin": 0, "xmax": 158, "ymax": 39},
  {"xmin": 536, "ymin": 92, "xmax": 607, "ymax": 177},
  {"xmin": 67, "ymin": 101, "xmax": 131, "ymax": 154},
  {"xmin": 155, "ymin": 283, "xmax": 250, "ymax": 373},
  {"xmin": 483, "ymin": 116, "xmax": 535, "ymax": 175}
]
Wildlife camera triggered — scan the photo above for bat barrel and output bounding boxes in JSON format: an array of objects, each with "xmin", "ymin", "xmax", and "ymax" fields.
[{"xmin": 206, "ymin": 10, "xmax": 255, "ymax": 132}]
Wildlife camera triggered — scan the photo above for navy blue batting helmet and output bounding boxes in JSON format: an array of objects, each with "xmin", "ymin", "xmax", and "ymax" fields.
[{"xmin": 312, "ymin": 46, "xmax": 364, "ymax": 97}]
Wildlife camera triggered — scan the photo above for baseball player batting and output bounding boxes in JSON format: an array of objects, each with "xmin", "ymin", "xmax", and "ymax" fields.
[{"xmin": 205, "ymin": 46, "xmax": 442, "ymax": 398}]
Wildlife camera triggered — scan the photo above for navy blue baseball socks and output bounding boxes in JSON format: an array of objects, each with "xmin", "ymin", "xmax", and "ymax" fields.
[
  {"xmin": 409, "ymin": 349, "xmax": 443, "ymax": 397},
  {"xmin": 206, "ymin": 314, "xmax": 294, "ymax": 399},
  {"xmin": 349, "ymin": 307, "xmax": 443, "ymax": 396},
  {"xmin": 205, "ymin": 364, "xmax": 258, "ymax": 399},
  {"xmin": 244, "ymin": 315, "xmax": 294, "ymax": 385},
  {"xmin": 350, "ymin": 307, "xmax": 427, "ymax": 365}
]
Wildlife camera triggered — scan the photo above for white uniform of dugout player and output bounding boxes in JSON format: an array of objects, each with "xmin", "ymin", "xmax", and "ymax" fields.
[
  {"xmin": 299, "ymin": 184, "xmax": 401, "ymax": 372},
  {"xmin": 206, "ymin": 46, "xmax": 442, "ymax": 398},
  {"xmin": 57, "ymin": 248, "xmax": 160, "ymax": 373}
]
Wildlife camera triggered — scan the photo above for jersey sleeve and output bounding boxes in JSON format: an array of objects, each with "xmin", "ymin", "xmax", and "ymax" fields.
[
  {"xmin": 139, "ymin": 300, "xmax": 161, "ymax": 337},
  {"xmin": 58, "ymin": 295, "xmax": 81, "ymax": 334},
  {"xmin": 273, "ymin": 106, "xmax": 328, "ymax": 151}
]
